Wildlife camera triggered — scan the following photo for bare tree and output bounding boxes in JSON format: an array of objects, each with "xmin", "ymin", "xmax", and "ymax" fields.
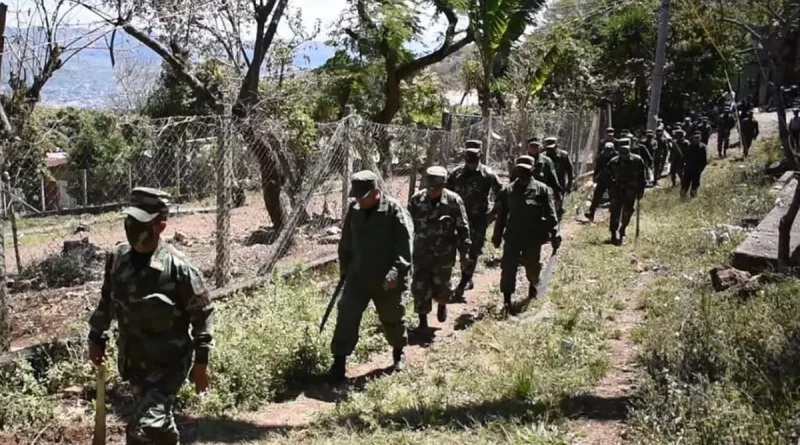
[
  {"xmin": 0, "ymin": 0, "xmax": 97, "ymax": 352},
  {"xmin": 74, "ymin": 0, "xmax": 302, "ymax": 229}
]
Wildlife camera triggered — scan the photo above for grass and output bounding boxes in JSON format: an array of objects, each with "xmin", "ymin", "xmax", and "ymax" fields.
[{"xmin": 0, "ymin": 265, "xmax": 386, "ymax": 436}]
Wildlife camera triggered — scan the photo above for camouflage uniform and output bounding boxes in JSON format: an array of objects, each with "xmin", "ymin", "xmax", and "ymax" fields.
[
  {"xmin": 89, "ymin": 188, "xmax": 213, "ymax": 445},
  {"xmin": 586, "ymin": 142, "xmax": 618, "ymax": 220},
  {"xmin": 740, "ymin": 112, "xmax": 760, "ymax": 157},
  {"xmin": 544, "ymin": 137, "xmax": 574, "ymax": 220},
  {"xmin": 607, "ymin": 142, "xmax": 646, "ymax": 244},
  {"xmin": 445, "ymin": 150, "xmax": 502, "ymax": 287},
  {"xmin": 670, "ymin": 132, "xmax": 689, "ymax": 186},
  {"xmin": 717, "ymin": 112, "xmax": 735, "ymax": 157},
  {"xmin": 635, "ymin": 134, "xmax": 656, "ymax": 180},
  {"xmin": 334, "ymin": 171, "xmax": 413, "ymax": 360},
  {"xmin": 493, "ymin": 158, "xmax": 560, "ymax": 307},
  {"xmin": 681, "ymin": 133, "xmax": 708, "ymax": 198},
  {"xmin": 408, "ymin": 167, "xmax": 470, "ymax": 319},
  {"xmin": 697, "ymin": 119, "xmax": 713, "ymax": 145},
  {"xmin": 654, "ymin": 131, "xmax": 670, "ymax": 184}
]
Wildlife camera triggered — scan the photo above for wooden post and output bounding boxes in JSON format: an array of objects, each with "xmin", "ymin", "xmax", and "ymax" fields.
[
  {"xmin": 40, "ymin": 176, "xmax": 45, "ymax": 212},
  {"xmin": 3, "ymin": 174, "xmax": 21, "ymax": 275},
  {"xmin": 82, "ymin": 169, "xmax": 88, "ymax": 208},
  {"xmin": 341, "ymin": 105, "xmax": 353, "ymax": 222},
  {"xmin": 214, "ymin": 110, "xmax": 233, "ymax": 287},
  {"xmin": 128, "ymin": 164, "xmax": 133, "ymax": 195}
]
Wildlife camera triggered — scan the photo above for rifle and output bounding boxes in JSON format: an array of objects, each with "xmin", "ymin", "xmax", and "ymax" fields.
[
  {"xmin": 319, "ymin": 275, "xmax": 346, "ymax": 334},
  {"xmin": 92, "ymin": 363, "xmax": 106, "ymax": 445}
]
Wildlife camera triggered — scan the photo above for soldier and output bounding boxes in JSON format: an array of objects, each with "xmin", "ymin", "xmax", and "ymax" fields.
[
  {"xmin": 681, "ymin": 130, "xmax": 708, "ymax": 199},
  {"xmin": 634, "ymin": 130, "xmax": 656, "ymax": 185},
  {"xmin": 527, "ymin": 137, "xmax": 563, "ymax": 206},
  {"xmin": 408, "ymin": 166, "xmax": 471, "ymax": 328},
  {"xmin": 446, "ymin": 140, "xmax": 502, "ymax": 302},
  {"xmin": 653, "ymin": 127, "xmax": 670, "ymax": 185},
  {"xmin": 740, "ymin": 110, "xmax": 760, "ymax": 157},
  {"xmin": 698, "ymin": 116, "xmax": 713, "ymax": 145},
  {"xmin": 670, "ymin": 129, "xmax": 689, "ymax": 187},
  {"xmin": 543, "ymin": 136, "xmax": 574, "ymax": 219},
  {"xmin": 88, "ymin": 187, "xmax": 213, "ymax": 445},
  {"xmin": 584, "ymin": 141, "xmax": 617, "ymax": 222},
  {"xmin": 492, "ymin": 156, "xmax": 560, "ymax": 314},
  {"xmin": 329, "ymin": 170, "xmax": 413, "ymax": 381},
  {"xmin": 789, "ymin": 108, "xmax": 800, "ymax": 149},
  {"xmin": 682, "ymin": 117, "xmax": 695, "ymax": 135},
  {"xmin": 600, "ymin": 127, "xmax": 617, "ymax": 152},
  {"xmin": 718, "ymin": 110, "xmax": 736, "ymax": 157},
  {"xmin": 607, "ymin": 140, "xmax": 646, "ymax": 245}
]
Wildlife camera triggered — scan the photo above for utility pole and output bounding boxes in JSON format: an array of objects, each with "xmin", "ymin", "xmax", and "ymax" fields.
[{"xmin": 646, "ymin": 0, "xmax": 670, "ymax": 131}]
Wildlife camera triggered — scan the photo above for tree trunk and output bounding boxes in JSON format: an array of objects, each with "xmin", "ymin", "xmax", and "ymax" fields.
[
  {"xmin": 779, "ymin": 174, "xmax": 800, "ymax": 269},
  {"xmin": 770, "ymin": 54, "xmax": 799, "ymax": 170},
  {"xmin": 375, "ymin": 74, "xmax": 402, "ymax": 177},
  {"xmin": 257, "ymin": 147, "xmax": 285, "ymax": 230}
]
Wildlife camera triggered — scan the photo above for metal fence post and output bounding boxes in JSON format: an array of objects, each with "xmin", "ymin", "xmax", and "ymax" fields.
[
  {"xmin": 128, "ymin": 164, "xmax": 133, "ymax": 195},
  {"xmin": 441, "ymin": 111, "xmax": 452, "ymax": 164},
  {"xmin": 40, "ymin": 175, "xmax": 46, "ymax": 212},
  {"xmin": 341, "ymin": 105, "xmax": 353, "ymax": 222},
  {"xmin": 214, "ymin": 111, "xmax": 233, "ymax": 288},
  {"xmin": 175, "ymin": 148, "xmax": 181, "ymax": 197},
  {"xmin": 0, "ymin": 154, "xmax": 7, "ymax": 351},
  {"xmin": 82, "ymin": 169, "xmax": 88, "ymax": 208}
]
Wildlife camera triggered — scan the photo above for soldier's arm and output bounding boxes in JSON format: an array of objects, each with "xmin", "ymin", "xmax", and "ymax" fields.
[
  {"xmin": 88, "ymin": 252, "xmax": 115, "ymax": 347},
  {"xmin": 387, "ymin": 203, "xmax": 413, "ymax": 284},
  {"xmin": 338, "ymin": 202, "xmax": 355, "ymax": 277},
  {"xmin": 492, "ymin": 188, "xmax": 509, "ymax": 245},
  {"xmin": 487, "ymin": 170, "xmax": 503, "ymax": 221},
  {"xmin": 177, "ymin": 264, "xmax": 214, "ymax": 365},
  {"xmin": 453, "ymin": 195, "xmax": 471, "ymax": 257},
  {"xmin": 542, "ymin": 187, "xmax": 559, "ymax": 240},
  {"xmin": 565, "ymin": 154, "xmax": 575, "ymax": 190},
  {"xmin": 547, "ymin": 162, "xmax": 563, "ymax": 196}
]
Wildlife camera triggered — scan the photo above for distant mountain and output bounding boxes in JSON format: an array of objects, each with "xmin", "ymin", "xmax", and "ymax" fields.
[{"xmin": 3, "ymin": 27, "xmax": 336, "ymax": 109}]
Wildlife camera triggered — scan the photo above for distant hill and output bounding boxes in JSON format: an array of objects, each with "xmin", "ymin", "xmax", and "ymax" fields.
[
  {"xmin": 3, "ymin": 27, "xmax": 336, "ymax": 109},
  {"xmin": 428, "ymin": 45, "xmax": 475, "ymax": 91}
]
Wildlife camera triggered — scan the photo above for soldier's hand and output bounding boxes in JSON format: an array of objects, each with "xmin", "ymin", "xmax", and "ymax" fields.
[
  {"xmin": 384, "ymin": 279, "xmax": 398, "ymax": 290},
  {"xmin": 89, "ymin": 340, "xmax": 105, "ymax": 367},
  {"xmin": 190, "ymin": 364, "xmax": 210, "ymax": 395}
]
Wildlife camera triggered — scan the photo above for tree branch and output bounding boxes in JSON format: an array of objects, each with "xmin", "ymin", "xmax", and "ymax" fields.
[
  {"xmin": 397, "ymin": 31, "xmax": 473, "ymax": 79},
  {"xmin": 120, "ymin": 21, "xmax": 219, "ymax": 105},
  {"xmin": 722, "ymin": 17, "xmax": 765, "ymax": 43}
]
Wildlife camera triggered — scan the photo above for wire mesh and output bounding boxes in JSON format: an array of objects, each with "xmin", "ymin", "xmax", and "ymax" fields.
[{"xmin": 2, "ymin": 107, "xmax": 598, "ymax": 350}]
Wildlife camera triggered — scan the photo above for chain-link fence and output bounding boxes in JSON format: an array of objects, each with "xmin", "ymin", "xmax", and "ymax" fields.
[{"xmin": 3, "ymin": 107, "xmax": 598, "ymax": 350}]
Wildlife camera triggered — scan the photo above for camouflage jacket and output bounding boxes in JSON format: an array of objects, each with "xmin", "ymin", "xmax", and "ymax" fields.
[
  {"xmin": 545, "ymin": 148, "xmax": 575, "ymax": 192},
  {"xmin": 595, "ymin": 145, "xmax": 618, "ymax": 183},
  {"xmin": 88, "ymin": 243, "xmax": 214, "ymax": 380},
  {"xmin": 608, "ymin": 154, "xmax": 646, "ymax": 198},
  {"xmin": 492, "ymin": 178, "xmax": 559, "ymax": 245},
  {"xmin": 446, "ymin": 163, "xmax": 502, "ymax": 221},
  {"xmin": 340, "ymin": 194, "xmax": 414, "ymax": 289},
  {"xmin": 533, "ymin": 154, "xmax": 563, "ymax": 198},
  {"xmin": 407, "ymin": 188, "xmax": 471, "ymax": 268},
  {"xmin": 634, "ymin": 139, "xmax": 655, "ymax": 165},
  {"xmin": 684, "ymin": 142, "xmax": 708, "ymax": 172},
  {"xmin": 671, "ymin": 139, "xmax": 689, "ymax": 162}
]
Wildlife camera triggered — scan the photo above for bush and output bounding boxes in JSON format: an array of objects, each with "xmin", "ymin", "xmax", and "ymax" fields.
[{"xmin": 20, "ymin": 242, "xmax": 102, "ymax": 289}]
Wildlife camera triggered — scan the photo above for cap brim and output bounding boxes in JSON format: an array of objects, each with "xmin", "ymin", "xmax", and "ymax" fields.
[
  {"xmin": 465, "ymin": 148, "xmax": 481, "ymax": 154},
  {"xmin": 514, "ymin": 164, "xmax": 533, "ymax": 170},
  {"xmin": 348, "ymin": 188, "xmax": 373, "ymax": 199},
  {"xmin": 123, "ymin": 207, "xmax": 160, "ymax": 223}
]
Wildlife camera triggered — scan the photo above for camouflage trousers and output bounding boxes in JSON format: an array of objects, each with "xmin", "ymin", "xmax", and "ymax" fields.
[
  {"xmin": 331, "ymin": 282, "xmax": 407, "ymax": 357},
  {"xmin": 411, "ymin": 262, "xmax": 454, "ymax": 315},
  {"xmin": 500, "ymin": 241, "xmax": 542, "ymax": 295},
  {"xmin": 609, "ymin": 192, "xmax": 636, "ymax": 236},
  {"xmin": 462, "ymin": 215, "xmax": 488, "ymax": 279},
  {"xmin": 124, "ymin": 366, "xmax": 188, "ymax": 445}
]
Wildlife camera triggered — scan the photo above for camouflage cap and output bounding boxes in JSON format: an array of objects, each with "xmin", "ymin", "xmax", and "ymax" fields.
[
  {"xmin": 424, "ymin": 166, "xmax": 448, "ymax": 187},
  {"xmin": 123, "ymin": 187, "xmax": 171, "ymax": 223},
  {"xmin": 349, "ymin": 170, "xmax": 378, "ymax": 198},
  {"xmin": 674, "ymin": 129, "xmax": 685, "ymax": 136},
  {"xmin": 645, "ymin": 129, "xmax": 654, "ymax": 136},
  {"xmin": 617, "ymin": 138, "xmax": 631, "ymax": 147},
  {"xmin": 465, "ymin": 140, "xmax": 483, "ymax": 149},
  {"xmin": 515, "ymin": 155, "xmax": 535, "ymax": 169},
  {"xmin": 692, "ymin": 130, "xmax": 702, "ymax": 137},
  {"xmin": 527, "ymin": 137, "xmax": 541, "ymax": 146},
  {"xmin": 606, "ymin": 127, "xmax": 615, "ymax": 133},
  {"xmin": 543, "ymin": 137, "xmax": 557, "ymax": 147}
]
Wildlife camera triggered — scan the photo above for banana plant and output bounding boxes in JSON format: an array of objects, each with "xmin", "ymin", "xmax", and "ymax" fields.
[{"xmin": 468, "ymin": 0, "xmax": 547, "ymax": 117}]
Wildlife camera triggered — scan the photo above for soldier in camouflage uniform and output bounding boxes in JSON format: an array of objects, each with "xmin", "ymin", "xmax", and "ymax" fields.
[
  {"xmin": 408, "ymin": 166, "xmax": 471, "ymax": 327},
  {"xmin": 670, "ymin": 129, "xmax": 689, "ymax": 187},
  {"xmin": 329, "ymin": 170, "xmax": 413, "ymax": 382},
  {"xmin": 88, "ymin": 187, "xmax": 213, "ymax": 445},
  {"xmin": 527, "ymin": 137, "xmax": 563, "ymax": 205},
  {"xmin": 492, "ymin": 156, "xmax": 560, "ymax": 315},
  {"xmin": 445, "ymin": 140, "xmax": 502, "ymax": 302},
  {"xmin": 584, "ymin": 141, "xmax": 618, "ymax": 222},
  {"xmin": 653, "ymin": 127, "xmax": 670, "ymax": 185},
  {"xmin": 599, "ymin": 127, "xmax": 618, "ymax": 153},
  {"xmin": 681, "ymin": 130, "xmax": 708, "ymax": 198},
  {"xmin": 697, "ymin": 116, "xmax": 713, "ymax": 145},
  {"xmin": 543, "ymin": 137, "xmax": 574, "ymax": 220},
  {"xmin": 718, "ymin": 110, "xmax": 736, "ymax": 158},
  {"xmin": 607, "ymin": 139, "xmax": 646, "ymax": 245},
  {"xmin": 637, "ymin": 130, "xmax": 656, "ymax": 186}
]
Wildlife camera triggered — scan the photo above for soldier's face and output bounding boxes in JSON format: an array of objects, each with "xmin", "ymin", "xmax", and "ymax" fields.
[
  {"xmin": 692, "ymin": 135, "xmax": 701, "ymax": 144},
  {"xmin": 465, "ymin": 153, "xmax": 479, "ymax": 170},
  {"xmin": 357, "ymin": 189, "xmax": 380, "ymax": 209},
  {"xmin": 426, "ymin": 185, "xmax": 444, "ymax": 199},
  {"xmin": 528, "ymin": 144, "xmax": 541, "ymax": 155},
  {"xmin": 125, "ymin": 217, "xmax": 166, "ymax": 252}
]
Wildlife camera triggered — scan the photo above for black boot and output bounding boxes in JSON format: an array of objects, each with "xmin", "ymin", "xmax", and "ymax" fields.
[
  {"xmin": 437, "ymin": 303, "xmax": 447, "ymax": 322},
  {"xmin": 392, "ymin": 347, "xmax": 406, "ymax": 372},
  {"xmin": 503, "ymin": 293, "xmax": 516, "ymax": 316},
  {"xmin": 417, "ymin": 313, "xmax": 428, "ymax": 330},
  {"xmin": 326, "ymin": 355, "xmax": 347, "ymax": 383},
  {"xmin": 611, "ymin": 231, "xmax": 619, "ymax": 246}
]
